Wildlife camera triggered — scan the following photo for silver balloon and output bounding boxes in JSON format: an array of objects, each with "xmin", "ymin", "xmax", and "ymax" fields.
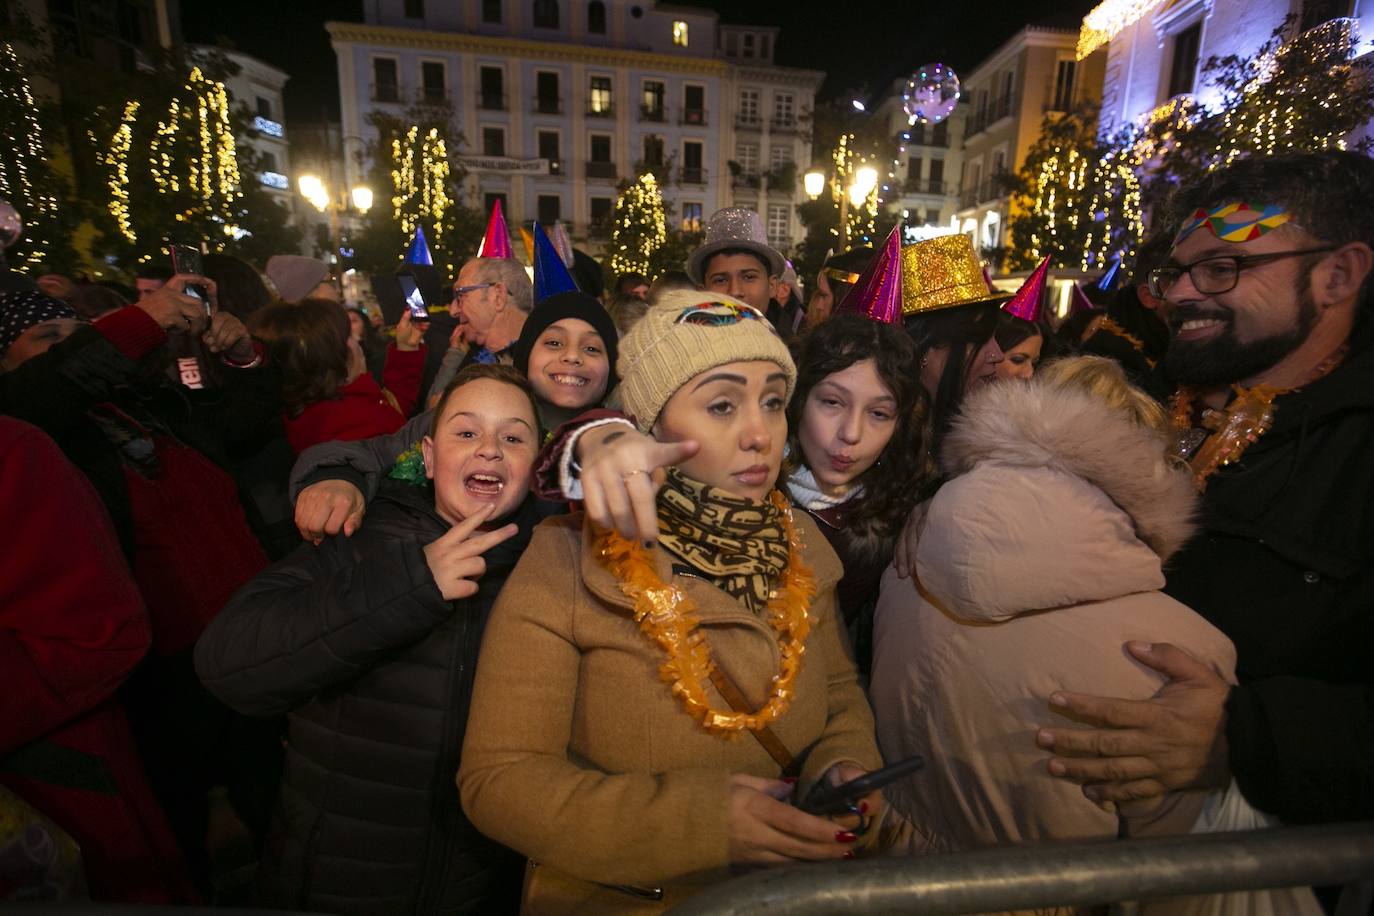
[
  {"xmin": 0, "ymin": 199, "xmax": 20, "ymax": 250},
  {"xmin": 902, "ymin": 63, "xmax": 961, "ymax": 125}
]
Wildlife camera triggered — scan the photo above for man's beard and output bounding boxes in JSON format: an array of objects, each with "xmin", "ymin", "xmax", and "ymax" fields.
[{"xmin": 1163, "ymin": 290, "xmax": 1318, "ymax": 386}]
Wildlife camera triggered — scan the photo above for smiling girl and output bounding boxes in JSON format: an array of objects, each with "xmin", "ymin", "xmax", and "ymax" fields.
[
  {"xmin": 510, "ymin": 291, "xmax": 619, "ymax": 433},
  {"xmin": 197, "ymin": 364, "xmax": 544, "ymax": 914}
]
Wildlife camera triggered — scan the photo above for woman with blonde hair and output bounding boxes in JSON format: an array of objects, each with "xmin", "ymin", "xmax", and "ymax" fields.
[{"xmin": 869, "ymin": 356, "xmax": 1318, "ymax": 914}]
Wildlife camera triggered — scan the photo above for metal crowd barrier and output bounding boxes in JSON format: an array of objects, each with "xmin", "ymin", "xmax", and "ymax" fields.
[{"xmin": 670, "ymin": 822, "xmax": 1374, "ymax": 915}]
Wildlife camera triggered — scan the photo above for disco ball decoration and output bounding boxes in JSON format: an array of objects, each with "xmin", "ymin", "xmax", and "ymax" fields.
[
  {"xmin": 902, "ymin": 63, "xmax": 961, "ymax": 125},
  {"xmin": 0, "ymin": 199, "xmax": 21, "ymax": 250}
]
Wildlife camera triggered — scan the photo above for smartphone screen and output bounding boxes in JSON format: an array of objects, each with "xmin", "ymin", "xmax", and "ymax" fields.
[
  {"xmin": 168, "ymin": 244, "xmax": 212, "ymax": 316},
  {"xmin": 398, "ymin": 274, "xmax": 430, "ymax": 320}
]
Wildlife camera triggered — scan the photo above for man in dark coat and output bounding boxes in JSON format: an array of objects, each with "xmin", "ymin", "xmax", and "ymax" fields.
[{"xmin": 1038, "ymin": 151, "xmax": 1374, "ymax": 828}]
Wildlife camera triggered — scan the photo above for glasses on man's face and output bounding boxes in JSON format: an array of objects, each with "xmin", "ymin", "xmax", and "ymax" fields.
[
  {"xmin": 1147, "ymin": 246, "xmax": 1337, "ymax": 299},
  {"xmin": 453, "ymin": 281, "xmax": 495, "ymax": 298}
]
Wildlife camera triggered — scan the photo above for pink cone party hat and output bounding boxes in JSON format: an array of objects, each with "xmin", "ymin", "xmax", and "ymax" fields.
[
  {"xmin": 836, "ymin": 224, "xmax": 902, "ymax": 325},
  {"xmin": 1002, "ymin": 255, "xmax": 1050, "ymax": 322},
  {"xmin": 477, "ymin": 198, "xmax": 513, "ymax": 259},
  {"xmin": 1069, "ymin": 282, "xmax": 1099, "ymax": 315},
  {"xmin": 551, "ymin": 221, "xmax": 576, "ymax": 268}
]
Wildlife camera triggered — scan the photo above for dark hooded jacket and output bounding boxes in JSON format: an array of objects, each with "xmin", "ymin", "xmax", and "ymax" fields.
[
  {"xmin": 1155, "ymin": 319, "xmax": 1374, "ymax": 824},
  {"xmin": 195, "ymin": 481, "xmax": 538, "ymax": 914}
]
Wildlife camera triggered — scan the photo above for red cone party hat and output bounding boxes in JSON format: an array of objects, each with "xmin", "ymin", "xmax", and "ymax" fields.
[
  {"xmin": 477, "ymin": 198, "xmax": 513, "ymax": 259},
  {"xmin": 836, "ymin": 224, "xmax": 902, "ymax": 325},
  {"xmin": 1002, "ymin": 255, "xmax": 1049, "ymax": 322}
]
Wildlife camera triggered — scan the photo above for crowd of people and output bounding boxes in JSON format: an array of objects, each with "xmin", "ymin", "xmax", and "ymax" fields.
[{"xmin": 1, "ymin": 149, "xmax": 1371, "ymax": 915}]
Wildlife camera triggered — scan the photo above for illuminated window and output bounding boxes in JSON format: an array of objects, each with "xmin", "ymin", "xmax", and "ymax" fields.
[
  {"xmin": 589, "ymin": 75, "xmax": 612, "ymax": 115},
  {"xmin": 673, "ymin": 20, "xmax": 688, "ymax": 46},
  {"xmin": 682, "ymin": 202, "xmax": 703, "ymax": 232}
]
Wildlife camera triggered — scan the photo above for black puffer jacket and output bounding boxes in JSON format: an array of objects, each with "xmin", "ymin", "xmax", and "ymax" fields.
[
  {"xmin": 195, "ymin": 481, "xmax": 536, "ymax": 914},
  {"xmin": 1157, "ymin": 321, "xmax": 1374, "ymax": 824}
]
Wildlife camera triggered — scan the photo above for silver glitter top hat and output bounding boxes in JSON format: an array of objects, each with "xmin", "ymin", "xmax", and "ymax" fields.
[{"xmin": 686, "ymin": 207, "xmax": 786, "ymax": 284}]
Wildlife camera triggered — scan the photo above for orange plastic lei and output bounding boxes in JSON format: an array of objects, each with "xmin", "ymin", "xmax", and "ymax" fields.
[
  {"xmin": 1170, "ymin": 384, "xmax": 1286, "ymax": 488},
  {"xmin": 595, "ymin": 490, "xmax": 816, "ymax": 735}
]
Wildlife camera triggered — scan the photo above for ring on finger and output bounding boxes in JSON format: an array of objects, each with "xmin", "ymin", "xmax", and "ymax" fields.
[{"xmin": 620, "ymin": 468, "xmax": 648, "ymax": 480}]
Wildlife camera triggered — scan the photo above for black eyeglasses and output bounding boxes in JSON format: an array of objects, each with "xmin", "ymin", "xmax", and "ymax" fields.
[{"xmin": 1147, "ymin": 246, "xmax": 1337, "ymax": 298}]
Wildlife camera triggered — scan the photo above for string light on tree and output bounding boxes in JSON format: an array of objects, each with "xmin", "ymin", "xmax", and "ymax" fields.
[
  {"xmin": 390, "ymin": 125, "xmax": 455, "ymax": 272},
  {"xmin": 0, "ymin": 41, "xmax": 61, "ymax": 266},
  {"xmin": 610, "ymin": 173, "xmax": 667, "ymax": 275},
  {"xmin": 100, "ymin": 101, "xmax": 140, "ymax": 243}
]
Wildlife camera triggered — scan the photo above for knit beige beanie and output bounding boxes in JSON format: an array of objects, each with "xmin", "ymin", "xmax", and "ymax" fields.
[{"xmin": 616, "ymin": 290, "xmax": 796, "ymax": 432}]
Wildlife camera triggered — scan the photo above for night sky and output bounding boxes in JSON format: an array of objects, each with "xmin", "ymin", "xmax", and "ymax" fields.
[{"xmin": 181, "ymin": 0, "xmax": 1098, "ymax": 123}]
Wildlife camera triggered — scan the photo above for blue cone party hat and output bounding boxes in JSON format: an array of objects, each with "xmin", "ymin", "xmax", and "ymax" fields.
[
  {"xmin": 533, "ymin": 223, "xmax": 579, "ymax": 302},
  {"xmin": 405, "ymin": 225, "xmax": 433, "ymax": 266},
  {"xmin": 1095, "ymin": 255, "xmax": 1121, "ymax": 292},
  {"xmin": 403, "ymin": 225, "xmax": 431, "ymax": 265}
]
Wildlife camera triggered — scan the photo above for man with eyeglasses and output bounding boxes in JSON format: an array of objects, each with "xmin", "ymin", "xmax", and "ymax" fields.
[{"xmin": 1038, "ymin": 151, "xmax": 1374, "ymax": 836}]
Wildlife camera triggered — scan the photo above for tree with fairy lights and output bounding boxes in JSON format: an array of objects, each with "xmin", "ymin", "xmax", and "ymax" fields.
[
  {"xmin": 88, "ymin": 57, "xmax": 300, "ymax": 266},
  {"xmin": 351, "ymin": 100, "xmax": 484, "ymax": 278},
  {"xmin": 609, "ymin": 173, "xmax": 667, "ymax": 276},
  {"xmin": 0, "ymin": 40, "xmax": 75, "ymax": 269},
  {"xmin": 1138, "ymin": 15, "xmax": 1374, "ymax": 214},
  {"xmin": 1005, "ymin": 101, "xmax": 1142, "ymax": 272}
]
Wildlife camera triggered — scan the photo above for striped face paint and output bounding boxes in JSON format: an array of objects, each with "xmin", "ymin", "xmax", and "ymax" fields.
[{"xmin": 1174, "ymin": 202, "xmax": 1293, "ymax": 245}]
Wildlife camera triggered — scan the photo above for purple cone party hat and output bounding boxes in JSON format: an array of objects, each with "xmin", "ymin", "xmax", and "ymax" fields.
[
  {"xmin": 1002, "ymin": 255, "xmax": 1050, "ymax": 322},
  {"xmin": 1095, "ymin": 255, "xmax": 1121, "ymax": 292},
  {"xmin": 404, "ymin": 225, "xmax": 433, "ymax": 266},
  {"xmin": 551, "ymin": 221, "xmax": 576, "ymax": 268},
  {"xmin": 477, "ymin": 198, "xmax": 513, "ymax": 259},
  {"xmin": 1069, "ymin": 282, "xmax": 1099, "ymax": 315},
  {"xmin": 533, "ymin": 223, "xmax": 579, "ymax": 302},
  {"xmin": 836, "ymin": 224, "xmax": 902, "ymax": 325}
]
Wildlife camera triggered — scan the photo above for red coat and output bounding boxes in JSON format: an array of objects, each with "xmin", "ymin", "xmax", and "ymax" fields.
[
  {"xmin": 284, "ymin": 344, "xmax": 425, "ymax": 454},
  {"xmin": 0, "ymin": 418, "xmax": 195, "ymax": 903}
]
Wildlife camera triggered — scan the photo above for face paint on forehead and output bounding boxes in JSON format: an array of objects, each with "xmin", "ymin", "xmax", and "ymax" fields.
[{"xmin": 1173, "ymin": 202, "xmax": 1293, "ymax": 246}]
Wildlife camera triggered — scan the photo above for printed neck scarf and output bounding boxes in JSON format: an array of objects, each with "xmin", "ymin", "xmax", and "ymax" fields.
[{"xmin": 656, "ymin": 467, "xmax": 789, "ymax": 615}]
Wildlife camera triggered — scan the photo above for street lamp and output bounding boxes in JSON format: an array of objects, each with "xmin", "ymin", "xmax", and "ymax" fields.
[
  {"xmin": 296, "ymin": 173, "xmax": 373, "ymax": 262},
  {"xmin": 804, "ymin": 164, "xmax": 880, "ymax": 250}
]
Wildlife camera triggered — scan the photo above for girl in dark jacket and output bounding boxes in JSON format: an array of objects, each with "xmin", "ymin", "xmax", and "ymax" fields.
[{"xmin": 195, "ymin": 364, "xmax": 541, "ymax": 915}]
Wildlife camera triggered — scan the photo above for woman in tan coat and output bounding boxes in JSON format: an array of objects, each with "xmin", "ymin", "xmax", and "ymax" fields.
[{"xmin": 459, "ymin": 292, "xmax": 883, "ymax": 913}]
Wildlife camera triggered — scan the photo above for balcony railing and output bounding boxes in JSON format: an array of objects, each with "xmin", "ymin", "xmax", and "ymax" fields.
[
  {"xmin": 544, "ymin": 158, "xmax": 563, "ymax": 176},
  {"xmin": 959, "ymin": 175, "xmax": 1007, "ymax": 209},
  {"xmin": 587, "ymin": 102, "xmax": 614, "ymax": 118},
  {"xmin": 532, "ymin": 95, "xmax": 563, "ymax": 114},
  {"xmin": 679, "ymin": 166, "xmax": 707, "ymax": 185},
  {"xmin": 477, "ymin": 91, "xmax": 507, "ymax": 111},
  {"xmin": 736, "ymin": 113, "xmax": 763, "ymax": 130},
  {"xmin": 640, "ymin": 104, "xmax": 666, "ymax": 123},
  {"xmin": 904, "ymin": 178, "xmax": 949, "ymax": 195},
  {"xmin": 966, "ymin": 93, "xmax": 1016, "ymax": 136},
  {"xmin": 585, "ymin": 160, "xmax": 617, "ymax": 180},
  {"xmin": 680, "ymin": 107, "xmax": 707, "ymax": 125},
  {"xmin": 770, "ymin": 116, "xmax": 798, "ymax": 131},
  {"xmin": 371, "ymin": 81, "xmax": 400, "ymax": 103},
  {"xmin": 732, "ymin": 173, "xmax": 761, "ymax": 189}
]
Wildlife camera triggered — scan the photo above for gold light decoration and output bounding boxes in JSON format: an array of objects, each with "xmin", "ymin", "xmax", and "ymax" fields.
[
  {"xmin": 610, "ymin": 172, "xmax": 667, "ymax": 275},
  {"xmin": 1077, "ymin": 0, "xmax": 1167, "ymax": 60},
  {"xmin": 0, "ymin": 41, "xmax": 61, "ymax": 266},
  {"xmin": 102, "ymin": 101, "xmax": 141, "ymax": 243},
  {"xmin": 390, "ymin": 125, "xmax": 455, "ymax": 271}
]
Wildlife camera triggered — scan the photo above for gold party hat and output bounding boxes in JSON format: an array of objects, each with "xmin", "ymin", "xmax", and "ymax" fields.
[{"xmin": 901, "ymin": 234, "xmax": 1010, "ymax": 315}]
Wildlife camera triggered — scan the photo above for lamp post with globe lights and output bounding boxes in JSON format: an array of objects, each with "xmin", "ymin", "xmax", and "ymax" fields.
[
  {"xmin": 297, "ymin": 174, "xmax": 373, "ymax": 299},
  {"xmin": 803, "ymin": 163, "xmax": 878, "ymax": 251}
]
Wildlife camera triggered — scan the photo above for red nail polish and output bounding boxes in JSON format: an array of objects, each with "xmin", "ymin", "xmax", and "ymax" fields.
[
  {"xmin": 859, "ymin": 802, "xmax": 869, "ymax": 814},
  {"xmin": 835, "ymin": 830, "xmax": 857, "ymax": 843},
  {"xmin": 781, "ymin": 776, "xmax": 797, "ymax": 784},
  {"xmin": 843, "ymin": 850, "xmax": 856, "ymax": 860}
]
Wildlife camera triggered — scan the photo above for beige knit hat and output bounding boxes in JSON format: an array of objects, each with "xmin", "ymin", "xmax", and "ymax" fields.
[{"xmin": 617, "ymin": 290, "xmax": 797, "ymax": 432}]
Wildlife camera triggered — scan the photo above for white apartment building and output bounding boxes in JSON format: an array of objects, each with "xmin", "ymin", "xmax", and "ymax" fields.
[
  {"xmin": 954, "ymin": 25, "xmax": 1105, "ymax": 265},
  {"xmin": 328, "ymin": 0, "xmax": 821, "ymax": 253},
  {"xmin": 1088, "ymin": 0, "xmax": 1374, "ymax": 139}
]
